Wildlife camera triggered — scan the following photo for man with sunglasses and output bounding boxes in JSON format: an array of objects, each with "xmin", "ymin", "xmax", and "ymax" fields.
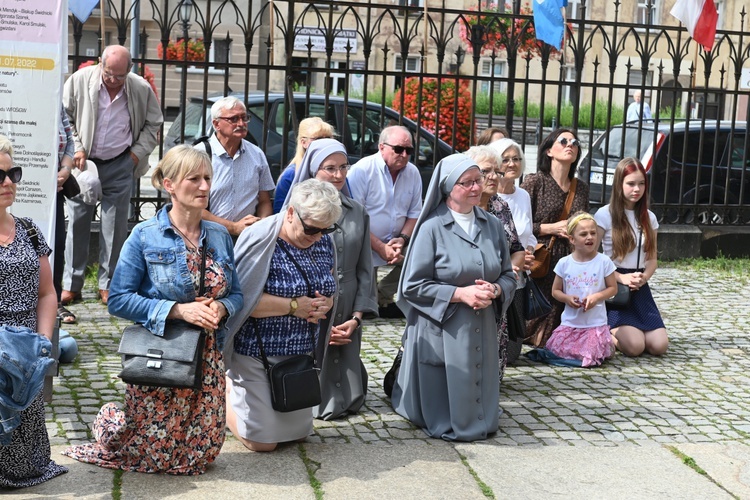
[
  {"xmin": 62, "ymin": 45, "xmax": 163, "ymax": 306},
  {"xmin": 348, "ymin": 126, "xmax": 422, "ymax": 317},
  {"xmin": 195, "ymin": 96, "xmax": 274, "ymax": 238}
]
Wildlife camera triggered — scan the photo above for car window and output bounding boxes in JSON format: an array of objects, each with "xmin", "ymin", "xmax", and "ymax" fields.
[
  {"xmin": 676, "ymin": 131, "xmax": 727, "ymax": 166},
  {"xmin": 272, "ymin": 101, "xmax": 335, "ymax": 137},
  {"xmin": 345, "ymin": 108, "xmax": 383, "ymax": 157},
  {"xmin": 167, "ymin": 101, "xmax": 209, "ymax": 144},
  {"xmin": 593, "ymin": 127, "xmax": 655, "ymax": 160},
  {"xmin": 728, "ymin": 134, "xmax": 749, "ymax": 167}
]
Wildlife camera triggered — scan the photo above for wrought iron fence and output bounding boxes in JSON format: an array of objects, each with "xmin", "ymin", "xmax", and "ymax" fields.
[{"xmin": 68, "ymin": 0, "xmax": 750, "ymax": 224}]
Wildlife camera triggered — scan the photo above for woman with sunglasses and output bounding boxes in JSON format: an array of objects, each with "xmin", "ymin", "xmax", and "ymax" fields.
[
  {"xmin": 0, "ymin": 135, "xmax": 68, "ymax": 487},
  {"xmin": 282, "ymin": 139, "xmax": 376, "ymax": 420},
  {"xmin": 521, "ymin": 129, "xmax": 590, "ymax": 347},
  {"xmin": 226, "ymin": 179, "xmax": 341, "ymax": 451},
  {"xmin": 391, "ymin": 154, "xmax": 516, "ymax": 442},
  {"xmin": 465, "ymin": 146, "xmax": 528, "ymax": 373}
]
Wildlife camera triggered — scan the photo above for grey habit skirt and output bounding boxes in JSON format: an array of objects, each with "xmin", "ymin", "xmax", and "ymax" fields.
[{"xmin": 227, "ymin": 353, "xmax": 313, "ymax": 444}]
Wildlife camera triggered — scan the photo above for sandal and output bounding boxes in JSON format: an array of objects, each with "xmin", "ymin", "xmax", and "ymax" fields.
[{"xmin": 57, "ymin": 305, "xmax": 77, "ymax": 324}]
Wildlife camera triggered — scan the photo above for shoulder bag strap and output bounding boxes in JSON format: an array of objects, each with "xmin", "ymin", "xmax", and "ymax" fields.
[
  {"xmin": 251, "ymin": 241, "xmax": 319, "ymax": 373},
  {"xmin": 636, "ymin": 226, "xmax": 643, "ymax": 270},
  {"xmin": 198, "ymin": 238, "xmax": 208, "ymax": 297},
  {"xmin": 547, "ymin": 178, "xmax": 578, "ymax": 251},
  {"xmin": 16, "ymin": 217, "xmax": 40, "ymax": 252},
  {"xmin": 278, "ymin": 242, "xmax": 317, "ymax": 364}
]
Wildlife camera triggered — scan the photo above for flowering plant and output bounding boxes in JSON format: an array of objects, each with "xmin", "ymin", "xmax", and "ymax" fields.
[
  {"xmin": 393, "ymin": 77, "xmax": 473, "ymax": 152},
  {"xmin": 78, "ymin": 60, "xmax": 158, "ymax": 99},
  {"xmin": 157, "ymin": 38, "xmax": 205, "ymax": 62},
  {"xmin": 459, "ymin": 3, "xmax": 564, "ymax": 58}
]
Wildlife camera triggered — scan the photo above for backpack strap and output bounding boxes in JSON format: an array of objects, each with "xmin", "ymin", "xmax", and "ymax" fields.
[
  {"xmin": 16, "ymin": 217, "xmax": 39, "ymax": 253},
  {"xmin": 192, "ymin": 136, "xmax": 213, "ymax": 212},
  {"xmin": 193, "ymin": 135, "xmax": 213, "ymax": 159}
]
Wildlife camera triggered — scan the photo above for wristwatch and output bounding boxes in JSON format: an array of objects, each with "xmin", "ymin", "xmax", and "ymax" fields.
[
  {"xmin": 398, "ymin": 233, "xmax": 411, "ymax": 246},
  {"xmin": 288, "ymin": 297, "xmax": 298, "ymax": 316}
]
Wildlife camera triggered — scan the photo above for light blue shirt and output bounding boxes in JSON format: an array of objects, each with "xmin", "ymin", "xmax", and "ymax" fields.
[
  {"xmin": 626, "ymin": 100, "xmax": 652, "ymax": 122},
  {"xmin": 347, "ymin": 151, "xmax": 422, "ymax": 266},
  {"xmin": 202, "ymin": 136, "xmax": 275, "ymax": 222}
]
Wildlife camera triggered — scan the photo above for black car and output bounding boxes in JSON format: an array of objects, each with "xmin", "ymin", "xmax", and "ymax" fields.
[
  {"xmin": 578, "ymin": 121, "xmax": 750, "ymax": 224},
  {"xmin": 165, "ymin": 92, "xmax": 454, "ymax": 192}
]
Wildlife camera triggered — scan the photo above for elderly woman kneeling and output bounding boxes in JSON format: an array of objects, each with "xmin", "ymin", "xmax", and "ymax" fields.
[{"xmin": 226, "ymin": 179, "xmax": 342, "ymax": 451}]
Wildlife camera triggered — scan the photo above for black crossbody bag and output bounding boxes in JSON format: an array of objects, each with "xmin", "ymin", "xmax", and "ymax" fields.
[{"xmin": 254, "ymin": 243, "xmax": 321, "ymax": 413}]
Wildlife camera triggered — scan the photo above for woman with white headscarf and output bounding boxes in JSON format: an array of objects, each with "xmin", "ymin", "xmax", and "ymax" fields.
[
  {"xmin": 391, "ymin": 153, "xmax": 517, "ymax": 442},
  {"xmin": 284, "ymin": 138, "xmax": 377, "ymax": 420}
]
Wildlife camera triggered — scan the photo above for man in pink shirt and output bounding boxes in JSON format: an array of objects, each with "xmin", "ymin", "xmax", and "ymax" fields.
[{"xmin": 62, "ymin": 45, "xmax": 162, "ymax": 306}]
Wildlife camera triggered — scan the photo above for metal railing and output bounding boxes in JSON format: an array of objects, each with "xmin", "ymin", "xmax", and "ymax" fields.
[{"xmin": 68, "ymin": 0, "xmax": 750, "ymax": 224}]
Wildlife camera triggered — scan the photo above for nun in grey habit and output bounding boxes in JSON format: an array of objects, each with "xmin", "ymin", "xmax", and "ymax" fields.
[
  {"xmin": 283, "ymin": 138, "xmax": 377, "ymax": 420},
  {"xmin": 391, "ymin": 153, "xmax": 517, "ymax": 442}
]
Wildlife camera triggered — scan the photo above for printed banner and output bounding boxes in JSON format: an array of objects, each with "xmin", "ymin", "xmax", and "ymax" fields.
[{"xmin": 0, "ymin": 0, "xmax": 65, "ymax": 245}]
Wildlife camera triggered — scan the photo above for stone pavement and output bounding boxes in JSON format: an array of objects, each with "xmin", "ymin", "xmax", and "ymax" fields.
[{"xmin": 5, "ymin": 266, "xmax": 750, "ymax": 499}]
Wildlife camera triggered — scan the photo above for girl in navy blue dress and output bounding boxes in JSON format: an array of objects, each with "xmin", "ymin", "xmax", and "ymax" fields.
[{"xmin": 594, "ymin": 158, "xmax": 668, "ymax": 357}]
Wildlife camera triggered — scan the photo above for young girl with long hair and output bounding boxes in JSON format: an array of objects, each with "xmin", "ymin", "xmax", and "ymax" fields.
[
  {"xmin": 594, "ymin": 157, "xmax": 668, "ymax": 357},
  {"xmin": 544, "ymin": 212, "xmax": 618, "ymax": 367}
]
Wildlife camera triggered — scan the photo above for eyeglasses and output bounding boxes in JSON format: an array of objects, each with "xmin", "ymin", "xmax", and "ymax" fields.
[
  {"xmin": 455, "ymin": 178, "xmax": 484, "ymax": 189},
  {"xmin": 102, "ymin": 68, "xmax": 129, "ymax": 82},
  {"xmin": 319, "ymin": 164, "xmax": 350, "ymax": 175},
  {"xmin": 384, "ymin": 143, "xmax": 414, "ymax": 156},
  {"xmin": 556, "ymin": 136, "xmax": 580, "ymax": 148},
  {"xmin": 480, "ymin": 168, "xmax": 504, "ymax": 178},
  {"xmin": 0, "ymin": 167, "xmax": 22, "ymax": 184},
  {"xmin": 501, "ymin": 156, "xmax": 522, "ymax": 165},
  {"xmin": 217, "ymin": 114, "xmax": 249, "ymax": 125},
  {"xmin": 296, "ymin": 211, "xmax": 337, "ymax": 235}
]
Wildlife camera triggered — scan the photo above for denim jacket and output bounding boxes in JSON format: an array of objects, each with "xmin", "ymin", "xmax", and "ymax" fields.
[
  {"xmin": 108, "ymin": 205, "xmax": 243, "ymax": 351},
  {"xmin": 0, "ymin": 325, "xmax": 54, "ymax": 444}
]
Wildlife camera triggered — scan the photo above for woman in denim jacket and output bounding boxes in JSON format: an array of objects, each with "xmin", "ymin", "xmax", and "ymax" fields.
[{"xmin": 64, "ymin": 145, "xmax": 243, "ymax": 475}]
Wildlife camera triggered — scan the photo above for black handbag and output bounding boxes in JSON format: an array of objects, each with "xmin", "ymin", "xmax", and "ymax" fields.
[
  {"xmin": 61, "ymin": 171, "xmax": 81, "ymax": 199},
  {"xmin": 117, "ymin": 323, "xmax": 205, "ymax": 388},
  {"xmin": 506, "ymin": 288, "xmax": 527, "ymax": 342},
  {"xmin": 255, "ymin": 243, "xmax": 321, "ymax": 413},
  {"xmin": 523, "ymin": 274, "xmax": 553, "ymax": 320},
  {"xmin": 606, "ymin": 227, "xmax": 642, "ymax": 310},
  {"xmin": 117, "ymin": 243, "xmax": 208, "ymax": 389}
]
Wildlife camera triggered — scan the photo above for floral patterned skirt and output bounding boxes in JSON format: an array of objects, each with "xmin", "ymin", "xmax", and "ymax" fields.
[
  {"xmin": 545, "ymin": 324, "xmax": 614, "ymax": 368},
  {"xmin": 62, "ymin": 329, "xmax": 226, "ymax": 475}
]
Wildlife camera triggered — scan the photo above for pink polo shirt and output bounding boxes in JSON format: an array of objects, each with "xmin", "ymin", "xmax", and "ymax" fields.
[{"xmin": 89, "ymin": 80, "xmax": 132, "ymax": 161}]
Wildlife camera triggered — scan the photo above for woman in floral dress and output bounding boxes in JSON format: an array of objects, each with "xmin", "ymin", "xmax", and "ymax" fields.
[
  {"xmin": 0, "ymin": 136, "xmax": 68, "ymax": 488},
  {"xmin": 466, "ymin": 146, "xmax": 528, "ymax": 376},
  {"xmin": 63, "ymin": 146, "xmax": 243, "ymax": 474}
]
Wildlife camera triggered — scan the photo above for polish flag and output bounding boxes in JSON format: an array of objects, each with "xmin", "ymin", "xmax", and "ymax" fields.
[{"xmin": 670, "ymin": 0, "xmax": 719, "ymax": 51}]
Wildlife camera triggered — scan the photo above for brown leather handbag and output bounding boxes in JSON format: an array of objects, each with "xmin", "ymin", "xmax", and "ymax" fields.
[{"xmin": 529, "ymin": 178, "xmax": 577, "ymax": 279}]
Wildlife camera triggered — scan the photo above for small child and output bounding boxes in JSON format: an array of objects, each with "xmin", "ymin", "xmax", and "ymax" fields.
[{"xmin": 545, "ymin": 212, "xmax": 619, "ymax": 367}]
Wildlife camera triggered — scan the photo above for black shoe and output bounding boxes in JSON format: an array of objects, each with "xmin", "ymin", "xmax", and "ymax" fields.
[
  {"xmin": 383, "ymin": 349, "xmax": 403, "ymax": 398},
  {"xmin": 378, "ymin": 303, "xmax": 404, "ymax": 319}
]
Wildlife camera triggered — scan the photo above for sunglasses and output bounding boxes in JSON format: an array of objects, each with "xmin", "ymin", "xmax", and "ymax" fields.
[
  {"xmin": 556, "ymin": 136, "xmax": 581, "ymax": 148},
  {"xmin": 217, "ymin": 114, "xmax": 249, "ymax": 125},
  {"xmin": 296, "ymin": 211, "xmax": 336, "ymax": 235},
  {"xmin": 0, "ymin": 167, "xmax": 22, "ymax": 184},
  {"xmin": 384, "ymin": 143, "xmax": 415, "ymax": 156}
]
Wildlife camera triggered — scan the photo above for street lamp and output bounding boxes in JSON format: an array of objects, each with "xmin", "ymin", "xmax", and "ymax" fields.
[
  {"xmin": 455, "ymin": 46, "xmax": 465, "ymax": 75},
  {"xmin": 178, "ymin": 0, "xmax": 193, "ymax": 119}
]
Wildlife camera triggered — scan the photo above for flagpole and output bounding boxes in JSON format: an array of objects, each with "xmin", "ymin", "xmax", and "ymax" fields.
[
  {"xmin": 422, "ymin": 0, "xmax": 428, "ymax": 74},
  {"xmin": 99, "ymin": 0, "xmax": 105, "ymax": 53}
]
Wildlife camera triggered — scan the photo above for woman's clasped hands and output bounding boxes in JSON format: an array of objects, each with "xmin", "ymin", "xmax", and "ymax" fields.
[
  {"xmin": 172, "ymin": 297, "xmax": 227, "ymax": 330},
  {"xmin": 456, "ymin": 279, "xmax": 499, "ymax": 310},
  {"xmin": 293, "ymin": 291, "xmax": 333, "ymax": 324}
]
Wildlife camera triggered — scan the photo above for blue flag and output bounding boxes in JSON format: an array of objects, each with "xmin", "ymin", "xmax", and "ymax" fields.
[
  {"xmin": 533, "ymin": 0, "xmax": 568, "ymax": 50},
  {"xmin": 69, "ymin": 0, "xmax": 100, "ymax": 23}
]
